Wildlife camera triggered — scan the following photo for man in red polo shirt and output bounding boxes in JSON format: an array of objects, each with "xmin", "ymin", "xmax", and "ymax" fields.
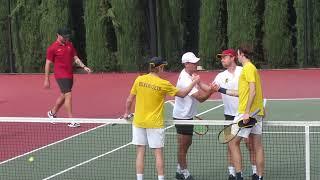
[{"xmin": 43, "ymin": 27, "xmax": 91, "ymax": 127}]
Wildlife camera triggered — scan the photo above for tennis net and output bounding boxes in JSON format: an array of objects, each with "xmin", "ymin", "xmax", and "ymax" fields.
[{"xmin": 0, "ymin": 117, "xmax": 319, "ymax": 180}]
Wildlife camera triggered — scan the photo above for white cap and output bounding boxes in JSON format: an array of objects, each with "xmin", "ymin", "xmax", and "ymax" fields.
[{"xmin": 181, "ymin": 52, "xmax": 200, "ymax": 64}]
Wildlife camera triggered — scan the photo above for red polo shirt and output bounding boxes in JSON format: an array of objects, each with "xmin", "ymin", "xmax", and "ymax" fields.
[{"xmin": 46, "ymin": 41, "xmax": 77, "ymax": 79}]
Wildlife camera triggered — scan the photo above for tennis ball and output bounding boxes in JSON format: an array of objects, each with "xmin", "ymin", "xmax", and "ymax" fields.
[{"xmin": 28, "ymin": 156, "xmax": 34, "ymax": 162}]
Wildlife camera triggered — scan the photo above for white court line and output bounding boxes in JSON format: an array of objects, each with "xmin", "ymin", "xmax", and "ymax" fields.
[
  {"xmin": 43, "ymin": 143, "xmax": 132, "ymax": 180},
  {"xmin": 0, "ymin": 123, "xmax": 111, "ymax": 165},
  {"xmin": 42, "ymin": 103, "xmax": 175, "ymax": 179},
  {"xmin": 1, "ymin": 101, "xmax": 176, "ymax": 166},
  {"xmin": 43, "ymin": 101, "xmax": 220, "ymax": 179},
  {"xmin": 44, "ymin": 125, "xmax": 177, "ymax": 179}
]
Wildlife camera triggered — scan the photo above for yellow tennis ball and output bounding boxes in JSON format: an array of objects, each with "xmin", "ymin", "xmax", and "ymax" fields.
[{"xmin": 28, "ymin": 156, "xmax": 34, "ymax": 162}]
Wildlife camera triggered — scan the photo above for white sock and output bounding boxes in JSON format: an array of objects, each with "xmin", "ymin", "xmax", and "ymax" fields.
[
  {"xmin": 252, "ymin": 165, "xmax": 257, "ymax": 174},
  {"xmin": 158, "ymin": 175, "xmax": 164, "ymax": 180},
  {"xmin": 176, "ymin": 164, "xmax": 181, "ymax": 173},
  {"xmin": 181, "ymin": 169, "xmax": 190, "ymax": 178},
  {"xmin": 137, "ymin": 174, "xmax": 143, "ymax": 180},
  {"xmin": 228, "ymin": 166, "xmax": 236, "ymax": 176}
]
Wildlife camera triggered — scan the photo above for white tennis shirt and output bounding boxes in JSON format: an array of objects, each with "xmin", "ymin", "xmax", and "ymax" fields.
[
  {"xmin": 213, "ymin": 66, "xmax": 242, "ymax": 116},
  {"xmin": 173, "ymin": 69, "xmax": 199, "ymax": 119}
]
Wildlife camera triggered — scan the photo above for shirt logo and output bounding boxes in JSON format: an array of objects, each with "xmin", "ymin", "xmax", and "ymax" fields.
[{"xmin": 225, "ymin": 78, "xmax": 229, "ymax": 84}]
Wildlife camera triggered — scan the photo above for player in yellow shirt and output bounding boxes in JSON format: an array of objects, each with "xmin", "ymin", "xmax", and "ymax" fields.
[
  {"xmin": 123, "ymin": 57, "xmax": 200, "ymax": 180},
  {"xmin": 212, "ymin": 44, "xmax": 265, "ymax": 180}
]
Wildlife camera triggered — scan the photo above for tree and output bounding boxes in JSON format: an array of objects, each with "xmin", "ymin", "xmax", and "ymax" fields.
[
  {"xmin": 157, "ymin": 0, "xmax": 184, "ymax": 71},
  {"xmin": 10, "ymin": 0, "xmax": 42, "ymax": 72},
  {"xmin": 0, "ymin": 0, "xmax": 10, "ymax": 72},
  {"xmin": 111, "ymin": 0, "xmax": 148, "ymax": 71},
  {"xmin": 39, "ymin": 0, "xmax": 69, "ymax": 65},
  {"xmin": 227, "ymin": 0, "xmax": 264, "ymax": 66},
  {"xmin": 84, "ymin": 0, "xmax": 117, "ymax": 72},
  {"xmin": 264, "ymin": 0, "xmax": 295, "ymax": 68},
  {"xmin": 198, "ymin": 0, "xmax": 227, "ymax": 69}
]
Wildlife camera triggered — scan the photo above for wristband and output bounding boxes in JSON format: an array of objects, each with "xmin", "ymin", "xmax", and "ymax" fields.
[{"xmin": 218, "ymin": 87, "xmax": 227, "ymax": 94}]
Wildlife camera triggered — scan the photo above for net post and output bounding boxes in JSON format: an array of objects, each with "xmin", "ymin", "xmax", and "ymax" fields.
[{"xmin": 305, "ymin": 125, "xmax": 310, "ymax": 180}]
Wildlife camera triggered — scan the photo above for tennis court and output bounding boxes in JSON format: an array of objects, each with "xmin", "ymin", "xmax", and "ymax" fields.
[{"xmin": 0, "ymin": 98, "xmax": 319, "ymax": 180}]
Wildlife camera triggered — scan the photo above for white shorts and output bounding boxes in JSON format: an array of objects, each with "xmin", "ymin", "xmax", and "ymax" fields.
[
  {"xmin": 132, "ymin": 125, "xmax": 165, "ymax": 148},
  {"xmin": 231, "ymin": 113, "xmax": 263, "ymax": 138}
]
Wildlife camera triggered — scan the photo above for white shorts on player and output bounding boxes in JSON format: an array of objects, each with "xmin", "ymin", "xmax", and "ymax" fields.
[
  {"xmin": 132, "ymin": 125, "xmax": 165, "ymax": 148},
  {"xmin": 231, "ymin": 113, "xmax": 263, "ymax": 138}
]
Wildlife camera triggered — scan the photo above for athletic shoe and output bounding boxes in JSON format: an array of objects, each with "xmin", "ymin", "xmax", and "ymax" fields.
[
  {"xmin": 235, "ymin": 172, "xmax": 243, "ymax": 180},
  {"xmin": 175, "ymin": 172, "xmax": 184, "ymax": 180},
  {"xmin": 185, "ymin": 175, "xmax": 194, "ymax": 180},
  {"xmin": 67, "ymin": 123, "xmax": 80, "ymax": 128},
  {"xmin": 252, "ymin": 174, "xmax": 263, "ymax": 180},
  {"xmin": 228, "ymin": 174, "xmax": 236, "ymax": 180},
  {"xmin": 175, "ymin": 172, "xmax": 194, "ymax": 180},
  {"xmin": 47, "ymin": 110, "xmax": 57, "ymax": 124}
]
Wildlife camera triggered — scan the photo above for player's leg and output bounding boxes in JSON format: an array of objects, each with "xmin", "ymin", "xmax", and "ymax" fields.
[
  {"xmin": 250, "ymin": 120, "xmax": 264, "ymax": 180},
  {"xmin": 244, "ymin": 136, "xmax": 257, "ymax": 177},
  {"xmin": 225, "ymin": 114, "xmax": 236, "ymax": 179},
  {"xmin": 64, "ymin": 92, "xmax": 72, "ymax": 117},
  {"xmin": 154, "ymin": 148, "xmax": 164, "ymax": 180},
  {"xmin": 229, "ymin": 136, "xmax": 243, "ymax": 179},
  {"xmin": 50, "ymin": 94, "xmax": 65, "ymax": 115},
  {"xmin": 147, "ymin": 128, "xmax": 165, "ymax": 180},
  {"xmin": 132, "ymin": 125, "xmax": 148, "ymax": 180},
  {"xmin": 136, "ymin": 145, "xmax": 146, "ymax": 180},
  {"xmin": 175, "ymin": 123, "xmax": 194, "ymax": 180},
  {"xmin": 227, "ymin": 146, "xmax": 236, "ymax": 179}
]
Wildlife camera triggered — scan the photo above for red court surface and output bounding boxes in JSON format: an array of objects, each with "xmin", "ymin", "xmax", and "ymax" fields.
[{"xmin": 0, "ymin": 69, "xmax": 319, "ymax": 161}]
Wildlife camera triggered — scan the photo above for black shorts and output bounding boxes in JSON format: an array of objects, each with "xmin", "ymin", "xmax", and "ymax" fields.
[
  {"xmin": 56, "ymin": 78, "xmax": 73, "ymax": 93},
  {"xmin": 224, "ymin": 114, "xmax": 235, "ymax": 120},
  {"xmin": 224, "ymin": 114, "xmax": 235, "ymax": 127},
  {"xmin": 174, "ymin": 117, "xmax": 194, "ymax": 135}
]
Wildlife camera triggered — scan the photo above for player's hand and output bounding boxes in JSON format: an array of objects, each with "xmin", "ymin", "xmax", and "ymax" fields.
[
  {"xmin": 43, "ymin": 78, "xmax": 50, "ymax": 89},
  {"xmin": 84, "ymin": 66, "xmax": 92, "ymax": 73},
  {"xmin": 191, "ymin": 74, "xmax": 200, "ymax": 83},
  {"xmin": 242, "ymin": 113, "xmax": 250, "ymax": 124},
  {"xmin": 210, "ymin": 82, "xmax": 220, "ymax": 92}
]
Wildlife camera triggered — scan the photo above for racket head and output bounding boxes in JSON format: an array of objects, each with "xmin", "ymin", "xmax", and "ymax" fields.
[
  {"xmin": 237, "ymin": 117, "xmax": 257, "ymax": 128},
  {"xmin": 217, "ymin": 123, "xmax": 238, "ymax": 144},
  {"xmin": 236, "ymin": 108, "xmax": 260, "ymax": 128},
  {"xmin": 194, "ymin": 125, "xmax": 209, "ymax": 135},
  {"xmin": 193, "ymin": 116, "xmax": 209, "ymax": 135}
]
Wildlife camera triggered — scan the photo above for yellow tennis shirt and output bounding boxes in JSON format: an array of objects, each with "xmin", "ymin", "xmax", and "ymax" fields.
[
  {"xmin": 130, "ymin": 74, "xmax": 179, "ymax": 128},
  {"xmin": 238, "ymin": 61, "xmax": 264, "ymax": 116}
]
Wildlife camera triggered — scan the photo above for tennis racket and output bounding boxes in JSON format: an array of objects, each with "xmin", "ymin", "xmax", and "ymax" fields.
[
  {"xmin": 217, "ymin": 109, "xmax": 261, "ymax": 144},
  {"xmin": 193, "ymin": 115, "xmax": 209, "ymax": 135},
  {"xmin": 112, "ymin": 113, "xmax": 134, "ymax": 126}
]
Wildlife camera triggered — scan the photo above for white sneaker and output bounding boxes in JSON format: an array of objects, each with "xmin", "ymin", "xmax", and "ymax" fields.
[
  {"xmin": 47, "ymin": 110, "xmax": 57, "ymax": 124},
  {"xmin": 67, "ymin": 123, "xmax": 80, "ymax": 128}
]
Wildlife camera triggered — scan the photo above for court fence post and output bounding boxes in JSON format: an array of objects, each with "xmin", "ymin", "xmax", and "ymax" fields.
[{"xmin": 305, "ymin": 125, "xmax": 310, "ymax": 180}]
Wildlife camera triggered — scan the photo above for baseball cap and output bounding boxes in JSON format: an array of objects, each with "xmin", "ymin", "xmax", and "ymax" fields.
[
  {"xmin": 149, "ymin": 57, "xmax": 168, "ymax": 67},
  {"xmin": 216, "ymin": 49, "xmax": 237, "ymax": 58},
  {"xmin": 57, "ymin": 27, "xmax": 71, "ymax": 38},
  {"xmin": 181, "ymin": 52, "xmax": 200, "ymax": 63}
]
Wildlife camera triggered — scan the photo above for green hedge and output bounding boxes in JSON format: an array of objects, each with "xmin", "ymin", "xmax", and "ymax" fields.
[
  {"xmin": 198, "ymin": 0, "xmax": 227, "ymax": 69},
  {"xmin": 227, "ymin": 0, "xmax": 264, "ymax": 66},
  {"xmin": 157, "ymin": 0, "xmax": 184, "ymax": 70},
  {"xmin": 0, "ymin": 0, "xmax": 10, "ymax": 72},
  {"xmin": 111, "ymin": 0, "xmax": 147, "ymax": 71},
  {"xmin": 264, "ymin": 0, "xmax": 295, "ymax": 68},
  {"xmin": 84, "ymin": 0, "xmax": 117, "ymax": 72}
]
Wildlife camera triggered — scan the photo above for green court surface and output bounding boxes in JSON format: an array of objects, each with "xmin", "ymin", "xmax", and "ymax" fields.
[{"xmin": 0, "ymin": 98, "xmax": 319, "ymax": 180}]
